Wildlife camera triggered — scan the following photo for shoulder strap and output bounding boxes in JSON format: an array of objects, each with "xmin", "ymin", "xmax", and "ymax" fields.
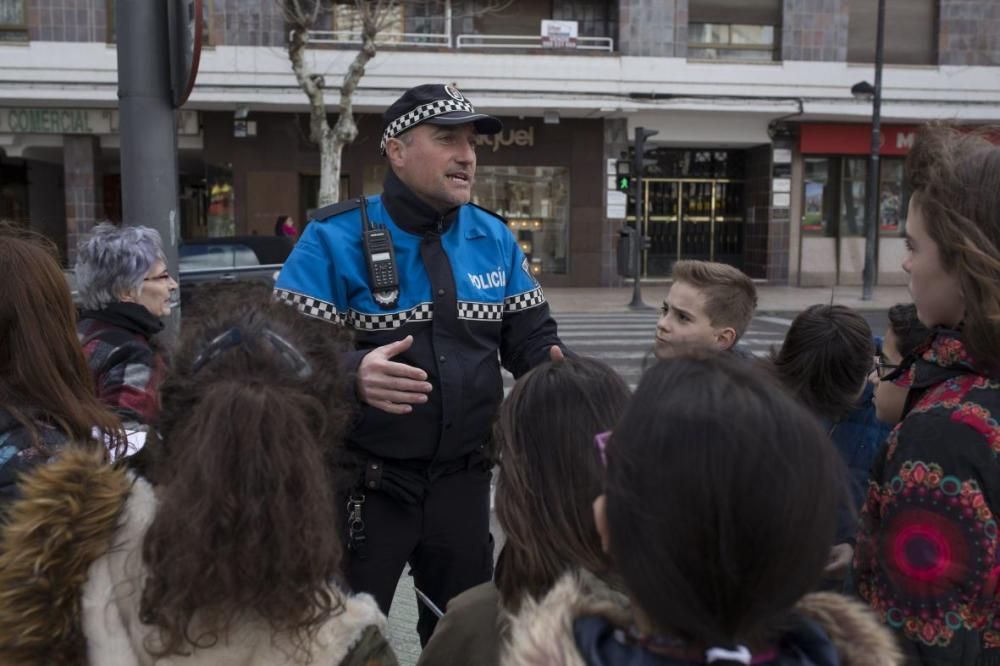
[
  {"xmin": 466, "ymin": 202, "xmax": 508, "ymax": 225},
  {"xmin": 308, "ymin": 198, "xmax": 363, "ymax": 223}
]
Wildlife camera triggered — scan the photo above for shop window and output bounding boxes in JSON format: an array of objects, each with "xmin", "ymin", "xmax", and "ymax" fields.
[
  {"xmin": 0, "ymin": 0, "xmax": 27, "ymax": 42},
  {"xmin": 840, "ymin": 158, "xmax": 867, "ymax": 237},
  {"xmin": 206, "ymin": 165, "xmax": 235, "ymax": 237},
  {"xmin": 473, "ymin": 166, "xmax": 569, "ymax": 276},
  {"xmin": 848, "ymin": 0, "xmax": 937, "ymax": 65},
  {"xmin": 801, "ymin": 156, "xmax": 909, "ymax": 238},
  {"xmin": 879, "ymin": 158, "xmax": 908, "ymax": 235},
  {"xmin": 106, "ymin": 0, "xmax": 213, "ymax": 45},
  {"xmin": 0, "ymin": 161, "xmax": 29, "ymax": 225},
  {"xmin": 802, "ymin": 158, "xmax": 835, "ymax": 237},
  {"xmin": 688, "ymin": 0, "xmax": 781, "ymax": 61}
]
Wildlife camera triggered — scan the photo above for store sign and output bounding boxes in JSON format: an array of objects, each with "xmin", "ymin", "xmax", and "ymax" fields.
[
  {"xmin": 799, "ymin": 123, "xmax": 919, "ymax": 156},
  {"xmin": 476, "ymin": 126, "xmax": 535, "ymax": 153},
  {"xmin": 0, "ymin": 108, "xmax": 200, "ymax": 136},
  {"xmin": 541, "ymin": 20, "xmax": 578, "ymax": 49},
  {"xmin": 2, "ymin": 108, "xmax": 108, "ymax": 134}
]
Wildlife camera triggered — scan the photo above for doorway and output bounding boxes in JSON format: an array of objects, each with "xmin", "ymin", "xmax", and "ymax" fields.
[{"xmin": 638, "ymin": 177, "xmax": 745, "ymax": 278}]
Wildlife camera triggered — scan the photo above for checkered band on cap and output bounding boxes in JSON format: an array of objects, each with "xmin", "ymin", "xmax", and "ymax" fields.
[
  {"xmin": 458, "ymin": 301, "xmax": 504, "ymax": 322},
  {"xmin": 274, "ymin": 288, "xmax": 344, "ymax": 325},
  {"xmin": 380, "ymin": 98, "xmax": 476, "ymax": 154}
]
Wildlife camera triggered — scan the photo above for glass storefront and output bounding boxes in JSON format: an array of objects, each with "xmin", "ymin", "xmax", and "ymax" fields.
[
  {"xmin": 472, "ymin": 166, "xmax": 570, "ymax": 276},
  {"xmin": 801, "ymin": 156, "xmax": 908, "ymax": 238}
]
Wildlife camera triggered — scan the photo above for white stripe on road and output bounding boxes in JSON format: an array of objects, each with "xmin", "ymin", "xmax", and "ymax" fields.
[{"xmin": 754, "ymin": 315, "xmax": 794, "ymax": 327}]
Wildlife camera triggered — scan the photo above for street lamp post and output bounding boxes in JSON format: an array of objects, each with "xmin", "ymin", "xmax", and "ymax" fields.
[{"xmin": 860, "ymin": 0, "xmax": 886, "ymax": 301}]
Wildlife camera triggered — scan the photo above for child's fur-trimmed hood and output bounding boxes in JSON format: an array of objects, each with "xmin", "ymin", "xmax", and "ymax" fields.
[{"xmin": 501, "ymin": 570, "xmax": 903, "ymax": 666}]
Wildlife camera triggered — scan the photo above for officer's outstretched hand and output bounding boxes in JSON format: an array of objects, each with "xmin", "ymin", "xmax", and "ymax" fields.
[
  {"xmin": 549, "ymin": 345, "xmax": 565, "ymax": 362},
  {"xmin": 357, "ymin": 335, "xmax": 433, "ymax": 415}
]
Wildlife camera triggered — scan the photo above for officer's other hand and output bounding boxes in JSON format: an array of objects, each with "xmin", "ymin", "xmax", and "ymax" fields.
[
  {"xmin": 358, "ymin": 335, "xmax": 433, "ymax": 415},
  {"xmin": 549, "ymin": 345, "xmax": 565, "ymax": 362}
]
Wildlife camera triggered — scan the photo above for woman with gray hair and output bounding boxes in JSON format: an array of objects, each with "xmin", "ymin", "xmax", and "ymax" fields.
[{"xmin": 75, "ymin": 223, "xmax": 177, "ymax": 427}]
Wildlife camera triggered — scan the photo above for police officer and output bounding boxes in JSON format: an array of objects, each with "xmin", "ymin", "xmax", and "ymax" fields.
[{"xmin": 274, "ymin": 84, "xmax": 565, "ymax": 645}]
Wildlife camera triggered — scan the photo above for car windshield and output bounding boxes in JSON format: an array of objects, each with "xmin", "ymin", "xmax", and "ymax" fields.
[{"xmin": 179, "ymin": 243, "xmax": 259, "ymax": 271}]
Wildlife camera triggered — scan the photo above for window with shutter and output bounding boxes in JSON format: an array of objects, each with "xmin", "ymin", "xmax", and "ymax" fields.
[{"xmin": 848, "ymin": 0, "xmax": 937, "ymax": 65}]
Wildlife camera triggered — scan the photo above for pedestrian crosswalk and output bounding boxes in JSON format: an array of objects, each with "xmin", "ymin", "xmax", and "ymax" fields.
[{"xmin": 502, "ymin": 311, "xmax": 792, "ymax": 392}]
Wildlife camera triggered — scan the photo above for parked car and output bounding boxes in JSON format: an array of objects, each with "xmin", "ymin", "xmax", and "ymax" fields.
[
  {"xmin": 66, "ymin": 236, "xmax": 294, "ymax": 308},
  {"xmin": 178, "ymin": 236, "xmax": 294, "ymax": 306}
]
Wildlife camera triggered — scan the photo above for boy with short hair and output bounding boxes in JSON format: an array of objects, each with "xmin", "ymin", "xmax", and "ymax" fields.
[{"xmin": 654, "ymin": 260, "xmax": 758, "ymax": 360}]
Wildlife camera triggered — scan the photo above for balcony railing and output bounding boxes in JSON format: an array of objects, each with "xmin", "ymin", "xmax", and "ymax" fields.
[
  {"xmin": 455, "ymin": 34, "xmax": 614, "ymax": 51},
  {"xmin": 304, "ymin": 29, "xmax": 615, "ymax": 53},
  {"xmin": 306, "ymin": 30, "xmax": 452, "ymax": 48}
]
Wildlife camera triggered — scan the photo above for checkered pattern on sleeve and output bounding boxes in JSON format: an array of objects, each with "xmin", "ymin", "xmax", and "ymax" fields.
[
  {"xmin": 504, "ymin": 287, "xmax": 546, "ymax": 314},
  {"xmin": 348, "ymin": 303, "xmax": 434, "ymax": 331},
  {"xmin": 457, "ymin": 301, "xmax": 504, "ymax": 322},
  {"xmin": 274, "ymin": 288, "xmax": 343, "ymax": 325},
  {"xmin": 380, "ymin": 99, "xmax": 475, "ymax": 154}
]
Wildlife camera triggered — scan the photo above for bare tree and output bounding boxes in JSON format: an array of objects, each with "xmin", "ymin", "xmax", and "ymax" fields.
[{"xmin": 279, "ymin": 0, "xmax": 514, "ymax": 207}]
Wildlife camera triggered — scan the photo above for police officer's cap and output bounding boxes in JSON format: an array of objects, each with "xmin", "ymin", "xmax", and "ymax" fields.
[{"xmin": 380, "ymin": 84, "xmax": 502, "ymax": 155}]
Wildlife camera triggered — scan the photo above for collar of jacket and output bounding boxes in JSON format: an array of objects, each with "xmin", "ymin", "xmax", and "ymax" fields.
[
  {"xmin": 382, "ymin": 169, "xmax": 460, "ymax": 236},
  {"xmin": 79, "ymin": 301, "xmax": 165, "ymax": 339},
  {"xmin": 910, "ymin": 328, "xmax": 984, "ymax": 390}
]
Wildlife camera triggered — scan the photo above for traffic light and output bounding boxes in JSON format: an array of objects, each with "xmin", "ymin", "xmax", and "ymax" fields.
[{"xmin": 615, "ymin": 160, "xmax": 631, "ymax": 193}]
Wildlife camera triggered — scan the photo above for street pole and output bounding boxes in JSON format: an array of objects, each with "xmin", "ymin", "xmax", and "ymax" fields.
[
  {"xmin": 629, "ymin": 127, "xmax": 657, "ymax": 310},
  {"xmin": 117, "ymin": 0, "xmax": 181, "ymax": 335},
  {"xmin": 861, "ymin": 0, "xmax": 885, "ymax": 301}
]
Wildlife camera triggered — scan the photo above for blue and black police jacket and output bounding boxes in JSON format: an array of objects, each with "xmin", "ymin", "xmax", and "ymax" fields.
[{"xmin": 275, "ymin": 173, "xmax": 563, "ymax": 464}]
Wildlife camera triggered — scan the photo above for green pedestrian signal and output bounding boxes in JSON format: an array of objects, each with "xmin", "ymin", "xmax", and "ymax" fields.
[{"xmin": 617, "ymin": 175, "xmax": 631, "ymax": 192}]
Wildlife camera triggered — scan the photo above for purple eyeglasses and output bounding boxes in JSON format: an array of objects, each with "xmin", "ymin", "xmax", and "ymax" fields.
[{"xmin": 593, "ymin": 430, "xmax": 611, "ymax": 467}]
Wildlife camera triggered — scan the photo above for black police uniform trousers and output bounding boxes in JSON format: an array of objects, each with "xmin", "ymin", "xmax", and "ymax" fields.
[{"xmin": 340, "ymin": 461, "xmax": 494, "ymax": 646}]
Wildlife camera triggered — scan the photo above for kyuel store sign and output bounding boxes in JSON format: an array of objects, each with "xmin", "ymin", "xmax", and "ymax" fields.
[{"xmin": 0, "ymin": 108, "xmax": 199, "ymax": 135}]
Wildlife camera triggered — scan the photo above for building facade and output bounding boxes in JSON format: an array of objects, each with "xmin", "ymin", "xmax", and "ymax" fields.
[{"xmin": 1, "ymin": 0, "xmax": 998, "ymax": 286}]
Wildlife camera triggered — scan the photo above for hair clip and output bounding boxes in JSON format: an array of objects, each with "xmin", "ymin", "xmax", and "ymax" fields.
[
  {"xmin": 705, "ymin": 646, "xmax": 752, "ymax": 665},
  {"xmin": 190, "ymin": 326, "xmax": 313, "ymax": 380},
  {"xmin": 191, "ymin": 327, "xmax": 243, "ymax": 374}
]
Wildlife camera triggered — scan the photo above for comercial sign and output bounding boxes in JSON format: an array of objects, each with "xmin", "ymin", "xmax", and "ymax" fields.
[
  {"xmin": 799, "ymin": 123, "xmax": 919, "ymax": 156},
  {"xmin": 0, "ymin": 108, "xmax": 200, "ymax": 136}
]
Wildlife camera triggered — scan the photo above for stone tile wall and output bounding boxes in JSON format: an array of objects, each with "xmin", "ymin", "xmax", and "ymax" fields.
[
  {"xmin": 781, "ymin": 0, "xmax": 848, "ymax": 61},
  {"xmin": 618, "ymin": 0, "xmax": 687, "ymax": 57},
  {"xmin": 938, "ymin": 0, "xmax": 1000, "ymax": 66}
]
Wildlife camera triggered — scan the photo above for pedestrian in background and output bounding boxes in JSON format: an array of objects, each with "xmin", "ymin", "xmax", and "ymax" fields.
[
  {"xmin": 0, "ymin": 288, "xmax": 397, "ymax": 665},
  {"xmin": 502, "ymin": 354, "xmax": 902, "ymax": 666},
  {"xmin": 869, "ymin": 303, "xmax": 931, "ymax": 426},
  {"xmin": 770, "ymin": 304, "xmax": 888, "ymax": 583},
  {"xmin": 275, "ymin": 214, "xmax": 298, "ymax": 239},
  {"xmin": 275, "ymin": 83, "xmax": 566, "ymax": 644},
  {"xmin": 0, "ymin": 229, "xmax": 124, "ymax": 518},
  {"xmin": 75, "ymin": 223, "xmax": 176, "ymax": 430},
  {"xmin": 418, "ymin": 357, "xmax": 629, "ymax": 666},
  {"xmin": 854, "ymin": 125, "xmax": 1000, "ymax": 664}
]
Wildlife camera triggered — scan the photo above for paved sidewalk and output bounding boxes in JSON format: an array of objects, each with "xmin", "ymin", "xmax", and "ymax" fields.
[{"xmin": 543, "ymin": 284, "xmax": 910, "ymax": 314}]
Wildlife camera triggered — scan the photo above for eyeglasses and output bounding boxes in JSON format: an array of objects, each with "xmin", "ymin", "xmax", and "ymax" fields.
[
  {"xmin": 593, "ymin": 430, "xmax": 611, "ymax": 467},
  {"xmin": 143, "ymin": 272, "xmax": 173, "ymax": 282},
  {"xmin": 872, "ymin": 355, "xmax": 902, "ymax": 381}
]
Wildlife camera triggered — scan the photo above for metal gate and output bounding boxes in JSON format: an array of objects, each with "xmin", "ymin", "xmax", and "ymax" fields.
[{"xmin": 635, "ymin": 177, "xmax": 745, "ymax": 278}]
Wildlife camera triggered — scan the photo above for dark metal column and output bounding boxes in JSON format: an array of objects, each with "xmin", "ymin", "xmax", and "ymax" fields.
[
  {"xmin": 862, "ymin": 0, "xmax": 886, "ymax": 301},
  {"xmin": 117, "ymin": 0, "xmax": 181, "ymax": 332}
]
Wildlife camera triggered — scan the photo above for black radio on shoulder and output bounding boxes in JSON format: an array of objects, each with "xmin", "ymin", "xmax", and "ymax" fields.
[{"xmin": 359, "ymin": 197, "xmax": 400, "ymax": 309}]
